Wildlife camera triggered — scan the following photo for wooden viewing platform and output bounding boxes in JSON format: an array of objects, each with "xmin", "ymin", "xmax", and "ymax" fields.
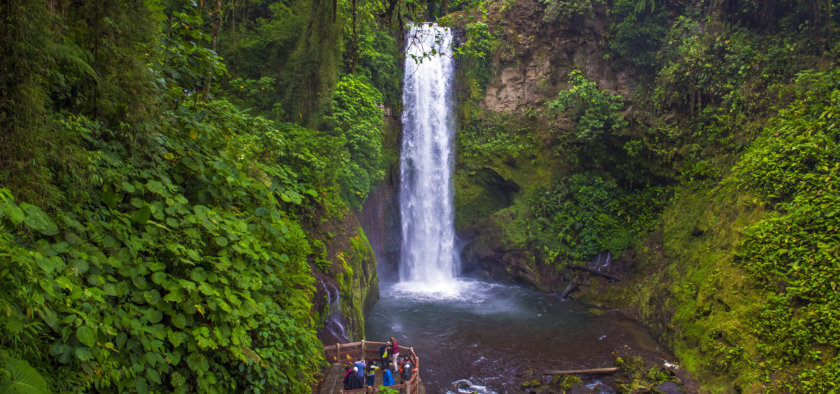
[{"xmin": 323, "ymin": 341, "xmax": 422, "ymax": 394}]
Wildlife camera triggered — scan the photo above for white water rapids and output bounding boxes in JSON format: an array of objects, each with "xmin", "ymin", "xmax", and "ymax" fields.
[{"xmin": 398, "ymin": 23, "xmax": 460, "ymax": 293}]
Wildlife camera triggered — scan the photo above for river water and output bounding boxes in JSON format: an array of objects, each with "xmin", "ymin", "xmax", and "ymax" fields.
[{"xmin": 365, "ymin": 280, "xmax": 672, "ymax": 393}]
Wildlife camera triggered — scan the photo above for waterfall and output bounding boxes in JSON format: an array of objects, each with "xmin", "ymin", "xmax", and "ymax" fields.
[
  {"xmin": 398, "ymin": 23, "xmax": 459, "ymax": 288},
  {"xmin": 320, "ymin": 279, "xmax": 349, "ymax": 343}
]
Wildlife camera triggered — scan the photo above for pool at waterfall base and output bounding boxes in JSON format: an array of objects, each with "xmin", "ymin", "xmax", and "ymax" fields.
[{"xmin": 364, "ymin": 279, "xmax": 676, "ymax": 393}]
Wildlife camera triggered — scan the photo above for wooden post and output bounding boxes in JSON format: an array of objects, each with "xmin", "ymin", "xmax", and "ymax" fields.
[{"xmin": 361, "ymin": 340, "xmax": 365, "ymax": 360}]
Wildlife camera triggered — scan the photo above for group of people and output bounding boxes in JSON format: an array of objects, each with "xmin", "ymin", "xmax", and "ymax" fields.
[{"xmin": 342, "ymin": 337, "xmax": 416, "ymax": 391}]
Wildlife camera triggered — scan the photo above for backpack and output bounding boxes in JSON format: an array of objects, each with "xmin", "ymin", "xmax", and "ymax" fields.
[
  {"xmin": 379, "ymin": 345, "xmax": 388, "ymax": 359},
  {"xmin": 401, "ymin": 362, "xmax": 413, "ymax": 381}
]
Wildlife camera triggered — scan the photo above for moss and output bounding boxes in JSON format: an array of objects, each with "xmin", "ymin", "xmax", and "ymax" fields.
[
  {"xmin": 587, "ymin": 307, "xmax": 605, "ymax": 316},
  {"xmin": 330, "ymin": 223, "xmax": 379, "ymax": 341},
  {"xmin": 577, "ymin": 179, "xmax": 771, "ymax": 391},
  {"xmin": 549, "ymin": 374, "xmax": 582, "ymax": 390}
]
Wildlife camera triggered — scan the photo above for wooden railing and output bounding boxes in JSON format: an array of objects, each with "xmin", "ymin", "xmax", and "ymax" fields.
[{"xmin": 324, "ymin": 341, "xmax": 421, "ymax": 394}]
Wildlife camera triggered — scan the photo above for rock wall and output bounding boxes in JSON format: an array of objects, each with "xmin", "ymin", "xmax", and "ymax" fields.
[
  {"xmin": 359, "ymin": 170, "xmax": 401, "ymax": 282},
  {"xmin": 481, "ymin": 0, "xmax": 634, "ymax": 113},
  {"xmin": 312, "ymin": 212, "xmax": 380, "ymax": 344},
  {"xmin": 454, "ymin": 0, "xmax": 637, "ymax": 290}
]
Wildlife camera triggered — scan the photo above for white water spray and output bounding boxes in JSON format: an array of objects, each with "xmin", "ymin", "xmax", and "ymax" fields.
[{"xmin": 398, "ymin": 23, "xmax": 459, "ymax": 291}]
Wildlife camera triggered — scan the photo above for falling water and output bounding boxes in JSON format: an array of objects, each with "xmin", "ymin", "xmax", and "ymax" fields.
[
  {"xmin": 398, "ymin": 23, "xmax": 459, "ymax": 290},
  {"xmin": 320, "ymin": 279, "xmax": 348, "ymax": 343}
]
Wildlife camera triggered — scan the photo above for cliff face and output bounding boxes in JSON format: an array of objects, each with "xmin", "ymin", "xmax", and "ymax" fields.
[
  {"xmin": 312, "ymin": 212, "xmax": 380, "ymax": 343},
  {"xmin": 480, "ymin": 0, "xmax": 634, "ymax": 113},
  {"xmin": 452, "ymin": 0, "xmax": 636, "ymax": 290},
  {"xmin": 358, "ymin": 163, "xmax": 401, "ymax": 282}
]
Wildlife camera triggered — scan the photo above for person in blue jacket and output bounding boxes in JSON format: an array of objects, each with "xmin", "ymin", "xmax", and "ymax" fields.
[{"xmin": 382, "ymin": 366, "xmax": 395, "ymax": 386}]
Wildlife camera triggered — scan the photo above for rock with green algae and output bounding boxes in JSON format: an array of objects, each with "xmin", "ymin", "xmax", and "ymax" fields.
[
  {"xmin": 587, "ymin": 307, "xmax": 605, "ymax": 316},
  {"xmin": 615, "ymin": 356, "xmax": 682, "ymax": 393},
  {"xmin": 335, "ymin": 227, "xmax": 379, "ymax": 340},
  {"xmin": 521, "ymin": 378, "xmax": 542, "ymax": 388},
  {"xmin": 548, "ymin": 375, "xmax": 584, "ymax": 392},
  {"xmin": 315, "ymin": 212, "xmax": 380, "ymax": 341}
]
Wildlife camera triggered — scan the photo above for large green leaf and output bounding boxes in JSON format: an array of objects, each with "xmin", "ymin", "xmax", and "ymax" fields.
[
  {"xmin": 76, "ymin": 325, "xmax": 96, "ymax": 347},
  {"xmin": 0, "ymin": 357, "xmax": 50, "ymax": 394},
  {"xmin": 146, "ymin": 180, "xmax": 165, "ymax": 195},
  {"xmin": 1, "ymin": 203, "xmax": 25, "ymax": 226},
  {"xmin": 132, "ymin": 206, "xmax": 152, "ymax": 224},
  {"xmin": 21, "ymin": 204, "xmax": 59, "ymax": 236}
]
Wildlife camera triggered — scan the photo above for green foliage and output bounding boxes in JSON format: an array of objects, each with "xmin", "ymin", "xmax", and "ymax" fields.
[
  {"xmin": 797, "ymin": 355, "xmax": 840, "ymax": 393},
  {"xmin": 229, "ymin": 76, "xmax": 280, "ymax": 117},
  {"xmin": 324, "ymin": 75, "xmax": 386, "ymax": 208},
  {"xmin": 0, "ymin": 0, "xmax": 402, "ymax": 392},
  {"xmin": 458, "ymin": 108, "xmax": 535, "ymax": 161},
  {"xmin": 528, "ymin": 174, "xmax": 666, "ymax": 260},
  {"xmin": 734, "ymin": 69, "xmax": 840, "ymax": 202},
  {"xmin": 541, "ymin": 0, "xmax": 602, "ymax": 24},
  {"xmin": 651, "ymin": 15, "xmax": 803, "ymax": 120},
  {"xmin": 607, "ymin": 0, "xmax": 669, "ymax": 73},
  {"xmin": 0, "ymin": 99, "xmax": 339, "ymax": 392},
  {"xmin": 282, "ymin": 1, "xmax": 343, "ymax": 126},
  {"xmin": 456, "ymin": 22, "xmax": 498, "ymax": 97},
  {"xmin": 0, "ymin": 0, "xmax": 80, "ymax": 207},
  {"xmin": 0, "ymin": 352, "xmax": 49, "ymax": 394},
  {"xmin": 732, "ymin": 69, "xmax": 840, "ymax": 390},
  {"xmin": 343, "ymin": 8, "xmax": 402, "ymax": 108},
  {"xmin": 378, "ymin": 386, "xmax": 399, "ymax": 394},
  {"xmin": 61, "ymin": 0, "xmax": 162, "ymax": 122},
  {"xmin": 548, "ymin": 70, "xmax": 628, "ymax": 144},
  {"xmin": 159, "ymin": 4, "xmax": 228, "ymax": 100}
]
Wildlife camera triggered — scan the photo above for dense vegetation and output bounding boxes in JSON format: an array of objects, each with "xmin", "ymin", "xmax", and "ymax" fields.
[
  {"xmin": 448, "ymin": 0, "xmax": 840, "ymax": 391},
  {"xmin": 0, "ymin": 0, "xmax": 466, "ymax": 391},
  {"xmin": 2, "ymin": 0, "xmax": 839, "ymax": 391}
]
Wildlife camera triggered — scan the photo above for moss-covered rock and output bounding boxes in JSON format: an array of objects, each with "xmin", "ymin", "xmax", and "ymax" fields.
[
  {"xmin": 336, "ymin": 229, "xmax": 380, "ymax": 340},
  {"xmin": 312, "ymin": 212, "xmax": 379, "ymax": 342},
  {"xmin": 576, "ymin": 180, "xmax": 770, "ymax": 391}
]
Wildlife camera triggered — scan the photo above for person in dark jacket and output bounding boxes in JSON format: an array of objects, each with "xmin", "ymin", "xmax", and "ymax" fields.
[
  {"xmin": 400, "ymin": 358, "xmax": 414, "ymax": 382},
  {"xmin": 379, "ymin": 343, "xmax": 390, "ymax": 368},
  {"xmin": 342, "ymin": 365, "xmax": 353, "ymax": 390},
  {"xmin": 344, "ymin": 366, "xmax": 364, "ymax": 390}
]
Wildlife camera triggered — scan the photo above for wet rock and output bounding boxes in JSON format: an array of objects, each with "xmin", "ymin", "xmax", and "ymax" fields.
[
  {"xmin": 587, "ymin": 307, "xmax": 605, "ymax": 316},
  {"xmin": 517, "ymin": 368, "xmax": 535, "ymax": 377},
  {"xmin": 654, "ymin": 381, "xmax": 682, "ymax": 393},
  {"xmin": 521, "ymin": 378, "xmax": 542, "ymax": 388}
]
